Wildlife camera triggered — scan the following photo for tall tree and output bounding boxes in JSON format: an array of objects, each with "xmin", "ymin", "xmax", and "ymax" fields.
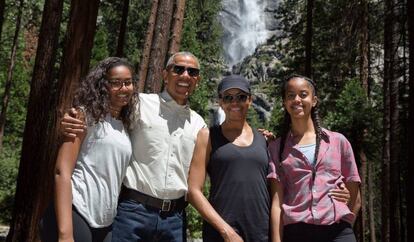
[
  {"xmin": 382, "ymin": 0, "xmax": 401, "ymax": 240},
  {"xmin": 138, "ymin": 0, "xmax": 159, "ymax": 92},
  {"xmin": 407, "ymin": 0, "xmax": 414, "ymax": 240},
  {"xmin": 0, "ymin": 0, "xmax": 24, "ymax": 151},
  {"xmin": 115, "ymin": 0, "xmax": 129, "ymax": 57},
  {"xmin": 144, "ymin": 0, "xmax": 174, "ymax": 93},
  {"xmin": 56, "ymin": 0, "xmax": 100, "ymax": 115},
  {"xmin": 6, "ymin": 0, "xmax": 64, "ymax": 240},
  {"xmin": 304, "ymin": 0, "xmax": 313, "ymax": 77},
  {"xmin": 357, "ymin": 0, "xmax": 374, "ymax": 241},
  {"xmin": 0, "ymin": 0, "xmax": 5, "ymax": 41},
  {"xmin": 6, "ymin": 0, "xmax": 100, "ymax": 241},
  {"xmin": 169, "ymin": 0, "xmax": 186, "ymax": 55}
]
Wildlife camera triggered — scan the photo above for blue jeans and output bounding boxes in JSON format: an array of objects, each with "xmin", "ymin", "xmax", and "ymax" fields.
[{"xmin": 112, "ymin": 199, "xmax": 186, "ymax": 242}]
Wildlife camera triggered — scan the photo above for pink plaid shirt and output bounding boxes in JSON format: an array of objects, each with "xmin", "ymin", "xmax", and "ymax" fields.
[{"xmin": 267, "ymin": 129, "xmax": 360, "ymax": 225}]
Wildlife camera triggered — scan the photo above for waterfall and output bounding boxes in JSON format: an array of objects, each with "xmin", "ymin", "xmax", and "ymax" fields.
[{"xmin": 219, "ymin": 0, "xmax": 271, "ymax": 67}]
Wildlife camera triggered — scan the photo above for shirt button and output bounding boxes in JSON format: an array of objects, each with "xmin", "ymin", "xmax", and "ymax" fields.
[
  {"xmin": 313, "ymin": 189, "xmax": 316, "ymax": 193},
  {"xmin": 170, "ymin": 154, "xmax": 173, "ymax": 157}
]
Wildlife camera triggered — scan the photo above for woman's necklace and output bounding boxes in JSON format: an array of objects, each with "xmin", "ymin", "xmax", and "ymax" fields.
[{"xmin": 109, "ymin": 107, "xmax": 121, "ymax": 119}]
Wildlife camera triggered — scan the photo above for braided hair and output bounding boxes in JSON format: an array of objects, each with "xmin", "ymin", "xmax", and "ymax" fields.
[
  {"xmin": 278, "ymin": 75, "xmax": 329, "ymax": 164},
  {"xmin": 73, "ymin": 57, "xmax": 138, "ymax": 129}
]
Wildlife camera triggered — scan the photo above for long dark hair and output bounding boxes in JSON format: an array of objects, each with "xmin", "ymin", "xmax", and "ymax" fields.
[
  {"xmin": 278, "ymin": 75, "xmax": 329, "ymax": 163},
  {"xmin": 73, "ymin": 57, "xmax": 138, "ymax": 128}
]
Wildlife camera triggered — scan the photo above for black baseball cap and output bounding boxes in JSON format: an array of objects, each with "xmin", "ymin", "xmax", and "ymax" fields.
[{"xmin": 217, "ymin": 75, "xmax": 251, "ymax": 95}]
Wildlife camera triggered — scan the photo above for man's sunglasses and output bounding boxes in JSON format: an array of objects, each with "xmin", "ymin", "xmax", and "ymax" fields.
[
  {"xmin": 171, "ymin": 65, "xmax": 200, "ymax": 77},
  {"xmin": 220, "ymin": 94, "xmax": 250, "ymax": 103}
]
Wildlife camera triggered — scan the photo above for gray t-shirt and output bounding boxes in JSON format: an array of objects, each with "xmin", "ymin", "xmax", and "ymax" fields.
[{"xmin": 72, "ymin": 115, "xmax": 131, "ymax": 228}]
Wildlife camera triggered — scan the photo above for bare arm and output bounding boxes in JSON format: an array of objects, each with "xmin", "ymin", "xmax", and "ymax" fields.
[
  {"xmin": 270, "ymin": 179, "xmax": 284, "ymax": 242},
  {"xmin": 54, "ymin": 132, "xmax": 85, "ymax": 242},
  {"xmin": 345, "ymin": 181, "xmax": 361, "ymax": 225},
  {"xmin": 187, "ymin": 128, "xmax": 243, "ymax": 242}
]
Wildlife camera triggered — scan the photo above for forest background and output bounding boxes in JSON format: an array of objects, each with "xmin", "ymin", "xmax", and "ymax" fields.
[{"xmin": 0, "ymin": 0, "xmax": 412, "ymax": 241}]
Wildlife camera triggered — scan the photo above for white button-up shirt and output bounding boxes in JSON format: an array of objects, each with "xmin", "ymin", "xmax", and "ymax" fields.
[{"xmin": 123, "ymin": 91, "xmax": 206, "ymax": 199}]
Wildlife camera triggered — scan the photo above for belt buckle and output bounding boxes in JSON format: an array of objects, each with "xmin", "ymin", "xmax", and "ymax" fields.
[{"xmin": 161, "ymin": 200, "xmax": 171, "ymax": 212}]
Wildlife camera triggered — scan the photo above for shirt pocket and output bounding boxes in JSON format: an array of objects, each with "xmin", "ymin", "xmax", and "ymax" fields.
[
  {"xmin": 177, "ymin": 133, "xmax": 196, "ymax": 171},
  {"xmin": 135, "ymin": 121, "xmax": 169, "ymax": 162}
]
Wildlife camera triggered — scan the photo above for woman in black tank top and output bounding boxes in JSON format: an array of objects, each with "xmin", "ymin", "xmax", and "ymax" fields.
[{"xmin": 187, "ymin": 75, "xmax": 272, "ymax": 242}]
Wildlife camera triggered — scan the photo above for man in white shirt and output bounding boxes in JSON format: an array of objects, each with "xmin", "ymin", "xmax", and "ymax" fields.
[{"xmin": 62, "ymin": 52, "xmax": 206, "ymax": 241}]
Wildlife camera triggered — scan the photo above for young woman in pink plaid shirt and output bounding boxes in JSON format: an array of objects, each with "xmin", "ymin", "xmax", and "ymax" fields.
[{"xmin": 268, "ymin": 75, "xmax": 361, "ymax": 242}]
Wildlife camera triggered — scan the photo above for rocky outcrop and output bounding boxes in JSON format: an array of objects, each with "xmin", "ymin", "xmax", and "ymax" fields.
[{"xmin": 229, "ymin": 35, "xmax": 285, "ymax": 124}]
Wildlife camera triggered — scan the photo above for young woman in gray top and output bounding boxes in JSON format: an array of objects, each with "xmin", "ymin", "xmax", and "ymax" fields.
[{"xmin": 40, "ymin": 57, "xmax": 137, "ymax": 242}]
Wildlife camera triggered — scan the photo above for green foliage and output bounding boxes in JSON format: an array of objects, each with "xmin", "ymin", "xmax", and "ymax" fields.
[
  {"xmin": 247, "ymin": 107, "xmax": 264, "ymax": 129},
  {"xmin": 0, "ymin": 148, "xmax": 19, "ymax": 224},
  {"xmin": 90, "ymin": 27, "xmax": 109, "ymax": 67},
  {"xmin": 324, "ymin": 79, "xmax": 382, "ymax": 165},
  {"xmin": 267, "ymin": 95, "xmax": 284, "ymax": 136},
  {"xmin": 324, "ymin": 79, "xmax": 374, "ymax": 134},
  {"xmin": 183, "ymin": 0, "xmax": 223, "ymax": 120},
  {"xmin": 273, "ymin": 0, "xmax": 383, "ymax": 115}
]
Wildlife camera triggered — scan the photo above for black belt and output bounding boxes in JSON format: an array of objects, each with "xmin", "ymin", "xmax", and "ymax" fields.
[{"xmin": 120, "ymin": 186, "xmax": 187, "ymax": 212}]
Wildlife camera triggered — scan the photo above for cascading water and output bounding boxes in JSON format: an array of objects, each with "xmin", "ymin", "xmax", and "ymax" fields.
[{"xmin": 219, "ymin": 0, "xmax": 271, "ymax": 67}]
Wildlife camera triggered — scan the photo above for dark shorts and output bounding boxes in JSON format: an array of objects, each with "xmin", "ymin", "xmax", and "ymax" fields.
[
  {"xmin": 283, "ymin": 221, "xmax": 356, "ymax": 242},
  {"xmin": 39, "ymin": 203, "xmax": 112, "ymax": 242}
]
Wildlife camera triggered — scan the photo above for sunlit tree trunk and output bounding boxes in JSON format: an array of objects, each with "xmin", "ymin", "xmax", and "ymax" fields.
[
  {"xmin": 0, "ymin": 0, "xmax": 24, "ymax": 151},
  {"xmin": 138, "ymin": 0, "xmax": 159, "ymax": 92},
  {"xmin": 145, "ymin": 0, "xmax": 174, "ymax": 93},
  {"xmin": 304, "ymin": 0, "xmax": 313, "ymax": 78},
  {"xmin": 56, "ymin": 0, "xmax": 100, "ymax": 116},
  {"xmin": 6, "ymin": 0, "xmax": 64, "ymax": 240},
  {"xmin": 116, "ymin": 0, "xmax": 129, "ymax": 57},
  {"xmin": 169, "ymin": 0, "xmax": 186, "ymax": 55}
]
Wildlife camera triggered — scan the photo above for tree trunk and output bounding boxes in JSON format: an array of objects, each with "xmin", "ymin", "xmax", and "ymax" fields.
[
  {"xmin": 357, "ymin": 150, "xmax": 367, "ymax": 242},
  {"xmin": 360, "ymin": 0, "xmax": 369, "ymax": 96},
  {"xmin": 6, "ymin": 1, "xmax": 99, "ymax": 241},
  {"xmin": 116, "ymin": 0, "xmax": 129, "ymax": 57},
  {"xmin": 0, "ymin": 0, "xmax": 5, "ymax": 41},
  {"xmin": 407, "ymin": 0, "xmax": 414, "ymax": 240},
  {"xmin": 357, "ymin": 1, "xmax": 369, "ymax": 241},
  {"xmin": 0, "ymin": 0, "xmax": 24, "ymax": 151},
  {"xmin": 145, "ymin": 0, "xmax": 174, "ymax": 93},
  {"xmin": 383, "ymin": 0, "xmax": 400, "ymax": 240},
  {"xmin": 368, "ymin": 160, "xmax": 377, "ymax": 242},
  {"xmin": 6, "ymin": 0, "xmax": 64, "ymax": 241},
  {"xmin": 304, "ymin": 0, "xmax": 313, "ymax": 78},
  {"xmin": 138, "ymin": 0, "xmax": 159, "ymax": 92},
  {"xmin": 56, "ymin": 0, "xmax": 100, "ymax": 116},
  {"xmin": 168, "ymin": 0, "xmax": 186, "ymax": 55}
]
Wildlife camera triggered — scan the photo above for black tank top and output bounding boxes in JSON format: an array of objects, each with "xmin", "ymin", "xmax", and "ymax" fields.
[{"xmin": 202, "ymin": 125, "xmax": 270, "ymax": 242}]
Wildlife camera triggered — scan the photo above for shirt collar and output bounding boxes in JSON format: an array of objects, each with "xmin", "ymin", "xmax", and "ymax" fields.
[{"xmin": 160, "ymin": 90, "xmax": 190, "ymax": 110}]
